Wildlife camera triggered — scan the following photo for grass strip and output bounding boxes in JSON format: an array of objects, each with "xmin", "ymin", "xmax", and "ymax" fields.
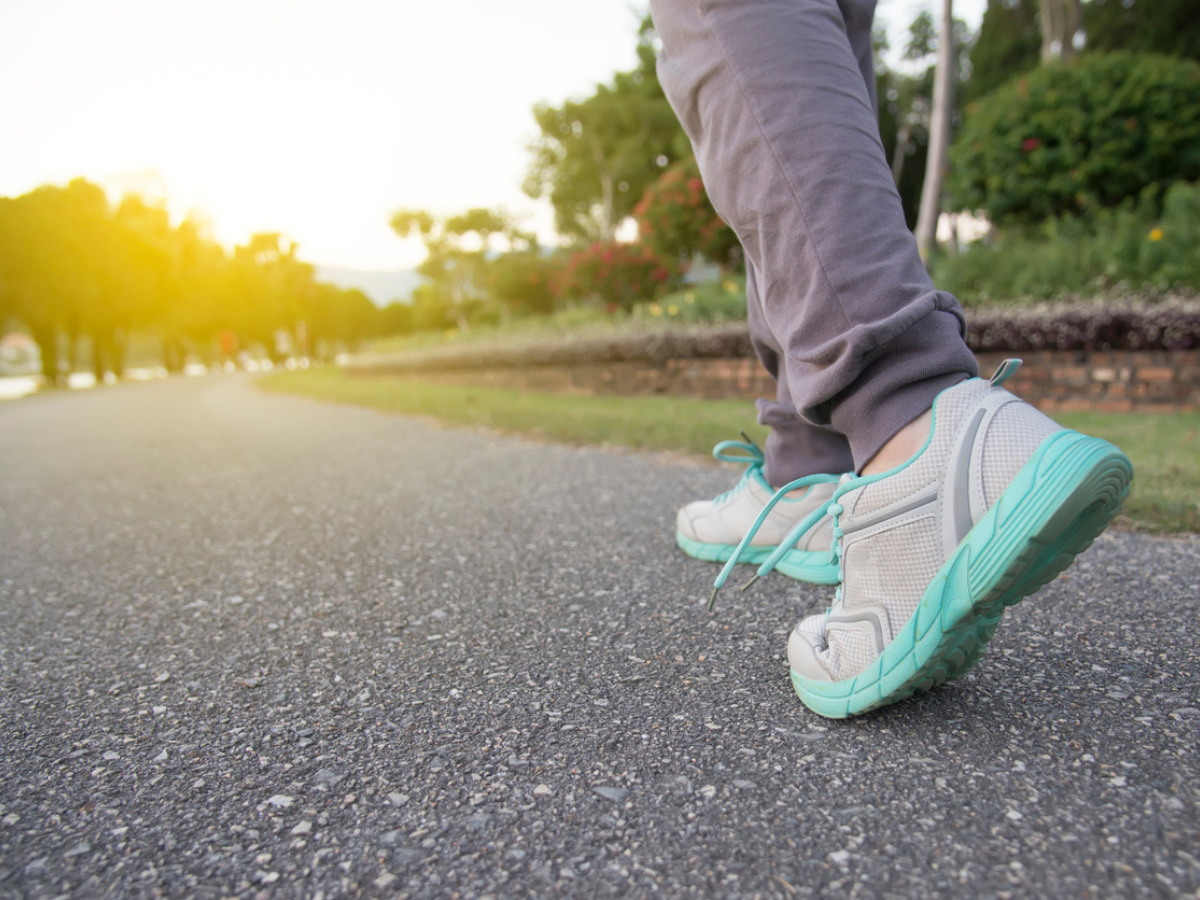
[{"xmin": 259, "ymin": 367, "xmax": 1199, "ymax": 534}]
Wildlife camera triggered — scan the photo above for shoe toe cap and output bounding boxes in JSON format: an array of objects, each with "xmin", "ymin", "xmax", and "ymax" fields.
[
  {"xmin": 676, "ymin": 502, "xmax": 710, "ymax": 541},
  {"xmin": 787, "ymin": 618, "xmax": 835, "ymax": 683},
  {"xmin": 677, "ymin": 502, "xmax": 738, "ymax": 544}
]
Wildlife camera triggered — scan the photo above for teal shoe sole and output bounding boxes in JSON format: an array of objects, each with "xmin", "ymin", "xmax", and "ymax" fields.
[
  {"xmin": 675, "ymin": 532, "xmax": 840, "ymax": 586},
  {"xmin": 792, "ymin": 430, "xmax": 1133, "ymax": 719}
]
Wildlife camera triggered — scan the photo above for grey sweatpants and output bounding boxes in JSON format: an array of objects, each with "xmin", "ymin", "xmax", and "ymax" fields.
[{"xmin": 649, "ymin": 0, "xmax": 979, "ymax": 482}]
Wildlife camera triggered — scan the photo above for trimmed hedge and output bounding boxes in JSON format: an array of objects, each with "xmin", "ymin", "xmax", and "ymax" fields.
[
  {"xmin": 348, "ymin": 295, "xmax": 1200, "ymax": 374},
  {"xmin": 967, "ymin": 296, "xmax": 1200, "ymax": 352}
]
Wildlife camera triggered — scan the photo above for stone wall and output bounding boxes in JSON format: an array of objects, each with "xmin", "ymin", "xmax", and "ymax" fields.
[
  {"xmin": 369, "ymin": 350, "xmax": 1199, "ymax": 412},
  {"xmin": 975, "ymin": 351, "xmax": 1200, "ymax": 413}
]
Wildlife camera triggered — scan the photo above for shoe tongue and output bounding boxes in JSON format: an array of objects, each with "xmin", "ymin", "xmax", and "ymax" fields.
[
  {"xmin": 749, "ymin": 464, "xmax": 775, "ymax": 492},
  {"xmin": 990, "ymin": 358, "xmax": 1022, "ymax": 386}
]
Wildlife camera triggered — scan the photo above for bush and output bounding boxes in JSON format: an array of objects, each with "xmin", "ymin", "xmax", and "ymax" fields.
[
  {"xmin": 486, "ymin": 250, "xmax": 564, "ymax": 316},
  {"xmin": 966, "ymin": 296, "xmax": 1200, "ymax": 352},
  {"xmin": 949, "ymin": 53, "xmax": 1200, "ymax": 223},
  {"xmin": 633, "ymin": 277, "xmax": 747, "ymax": 324},
  {"xmin": 633, "ymin": 157, "xmax": 742, "ymax": 272},
  {"xmin": 556, "ymin": 241, "xmax": 671, "ymax": 311},
  {"xmin": 934, "ymin": 180, "xmax": 1200, "ymax": 303}
]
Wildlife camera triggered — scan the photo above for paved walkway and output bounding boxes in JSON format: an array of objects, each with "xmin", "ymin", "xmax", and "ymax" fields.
[{"xmin": 1, "ymin": 375, "xmax": 1197, "ymax": 898}]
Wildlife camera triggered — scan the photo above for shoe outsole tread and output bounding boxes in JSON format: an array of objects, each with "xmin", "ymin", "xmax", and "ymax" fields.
[{"xmin": 791, "ymin": 430, "xmax": 1133, "ymax": 718}]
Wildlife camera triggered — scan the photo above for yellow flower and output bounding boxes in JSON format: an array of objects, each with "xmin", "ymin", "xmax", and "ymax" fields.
[
  {"xmin": 667, "ymin": 304, "xmax": 680, "ymax": 316},
  {"xmin": 722, "ymin": 280, "xmax": 738, "ymax": 294},
  {"xmin": 649, "ymin": 303, "xmax": 663, "ymax": 317},
  {"xmin": 1149, "ymin": 227, "xmax": 1164, "ymax": 242}
]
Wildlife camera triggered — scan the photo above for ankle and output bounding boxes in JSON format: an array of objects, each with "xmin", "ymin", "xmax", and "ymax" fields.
[{"xmin": 861, "ymin": 408, "xmax": 932, "ymax": 476}]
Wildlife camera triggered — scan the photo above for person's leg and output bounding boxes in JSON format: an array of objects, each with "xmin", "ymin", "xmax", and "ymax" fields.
[
  {"xmin": 746, "ymin": 263, "xmax": 854, "ymax": 485},
  {"xmin": 651, "ymin": 0, "xmax": 978, "ymax": 469},
  {"xmin": 654, "ymin": 0, "xmax": 1133, "ymax": 716},
  {"xmin": 674, "ymin": 258, "xmax": 851, "ymax": 587}
]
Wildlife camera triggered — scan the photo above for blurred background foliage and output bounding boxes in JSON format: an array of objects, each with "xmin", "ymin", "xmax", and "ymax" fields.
[{"xmin": 3, "ymin": 0, "xmax": 1200, "ymax": 377}]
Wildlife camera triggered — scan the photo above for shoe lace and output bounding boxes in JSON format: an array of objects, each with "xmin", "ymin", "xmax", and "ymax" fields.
[
  {"xmin": 817, "ymin": 472, "xmax": 860, "ymax": 631},
  {"xmin": 707, "ymin": 470, "xmax": 843, "ymax": 611},
  {"xmin": 709, "ymin": 433, "xmax": 766, "ymax": 505}
]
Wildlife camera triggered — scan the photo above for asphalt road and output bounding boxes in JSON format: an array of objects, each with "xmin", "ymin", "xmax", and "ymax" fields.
[{"xmin": 2, "ymin": 374, "xmax": 1198, "ymax": 899}]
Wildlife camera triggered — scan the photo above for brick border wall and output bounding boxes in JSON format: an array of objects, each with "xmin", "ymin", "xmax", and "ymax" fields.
[
  {"xmin": 359, "ymin": 350, "xmax": 1199, "ymax": 413},
  {"xmin": 975, "ymin": 351, "xmax": 1199, "ymax": 413}
]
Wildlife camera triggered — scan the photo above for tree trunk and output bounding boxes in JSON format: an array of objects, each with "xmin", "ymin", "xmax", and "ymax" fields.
[
  {"xmin": 92, "ymin": 331, "xmax": 107, "ymax": 382},
  {"xmin": 111, "ymin": 329, "xmax": 127, "ymax": 378},
  {"xmin": 67, "ymin": 326, "xmax": 82, "ymax": 375},
  {"xmin": 163, "ymin": 334, "xmax": 184, "ymax": 373},
  {"xmin": 450, "ymin": 280, "xmax": 469, "ymax": 333},
  {"xmin": 588, "ymin": 133, "xmax": 615, "ymax": 242},
  {"xmin": 1040, "ymin": 0, "xmax": 1081, "ymax": 63},
  {"xmin": 914, "ymin": 0, "xmax": 954, "ymax": 264},
  {"xmin": 31, "ymin": 323, "xmax": 59, "ymax": 384}
]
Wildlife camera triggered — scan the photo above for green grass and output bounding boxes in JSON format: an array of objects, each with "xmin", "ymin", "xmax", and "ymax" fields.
[
  {"xmin": 366, "ymin": 307, "xmax": 656, "ymax": 357},
  {"xmin": 259, "ymin": 367, "xmax": 1200, "ymax": 534},
  {"xmin": 259, "ymin": 366, "xmax": 771, "ymax": 457},
  {"xmin": 1051, "ymin": 410, "xmax": 1200, "ymax": 534}
]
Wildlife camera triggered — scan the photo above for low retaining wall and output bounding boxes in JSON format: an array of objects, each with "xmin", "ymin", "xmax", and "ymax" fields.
[
  {"xmin": 975, "ymin": 351, "xmax": 1199, "ymax": 413},
  {"xmin": 359, "ymin": 349, "xmax": 1199, "ymax": 413}
]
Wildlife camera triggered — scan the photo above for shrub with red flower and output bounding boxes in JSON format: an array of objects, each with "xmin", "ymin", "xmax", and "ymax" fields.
[
  {"xmin": 949, "ymin": 52, "xmax": 1200, "ymax": 222},
  {"xmin": 633, "ymin": 156, "xmax": 741, "ymax": 272},
  {"xmin": 486, "ymin": 250, "xmax": 564, "ymax": 316},
  {"xmin": 555, "ymin": 241, "xmax": 671, "ymax": 311}
]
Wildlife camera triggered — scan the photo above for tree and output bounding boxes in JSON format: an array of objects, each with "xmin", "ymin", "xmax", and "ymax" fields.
[
  {"xmin": 967, "ymin": 0, "xmax": 1041, "ymax": 101},
  {"xmin": 486, "ymin": 249, "xmax": 563, "ymax": 317},
  {"xmin": 307, "ymin": 284, "xmax": 377, "ymax": 357},
  {"xmin": 390, "ymin": 207, "xmax": 524, "ymax": 331},
  {"xmin": 633, "ymin": 156, "xmax": 740, "ymax": 272},
  {"xmin": 0, "ymin": 178, "xmax": 370, "ymax": 374},
  {"xmin": 915, "ymin": 0, "xmax": 957, "ymax": 260},
  {"xmin": 1082, "ymin": 0, "xmax": 1200, "ymax": 60},
  {"xmin": 229, "ymin": 233, "xmax": 316, "ymax": 356},
  {"xmin": 523, "ymin": 17, "xmax": 688, "ymax": 242},
  {"xmin": 1040, "ymin": 0, "xmax": 1081, "ymax": 62},
  {"xmin": 879, "ymin": 10, "xmax": 972, "ymax": 229}
]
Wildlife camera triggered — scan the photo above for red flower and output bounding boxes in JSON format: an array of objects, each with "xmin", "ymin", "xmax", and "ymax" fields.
[{"xmin": 1021, "ymin": 138, "xmax": 1040, "ymax": 152}]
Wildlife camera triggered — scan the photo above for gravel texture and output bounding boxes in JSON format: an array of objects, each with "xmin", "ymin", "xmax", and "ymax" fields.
[{"xmin": 1, "ymin": 374, "xmax": 1198, "ymax": 899}]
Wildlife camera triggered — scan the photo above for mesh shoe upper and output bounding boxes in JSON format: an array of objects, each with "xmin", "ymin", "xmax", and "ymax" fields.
[
  {"xmin": 789, "ymin": 375, "xmax": 1064, "ymax": 683},
  {"xmin": 677, "ymin": 465, "xmax": 836, "ymax": 552}
]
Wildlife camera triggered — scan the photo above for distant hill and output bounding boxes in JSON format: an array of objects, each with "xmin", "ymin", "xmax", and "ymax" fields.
[{"xmin": 316, "ymin": 267, "xmax": 424, "ymax": 306}]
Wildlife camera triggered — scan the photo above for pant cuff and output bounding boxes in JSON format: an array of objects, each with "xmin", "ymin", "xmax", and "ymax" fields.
[{"xmin": 830, "ymin": 309, "xmax": 978, "ymax": 470}]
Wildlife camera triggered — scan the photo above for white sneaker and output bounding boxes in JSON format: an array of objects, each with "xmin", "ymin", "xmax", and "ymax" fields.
[
  {"xmin": 786, "ymin": 361, "xmax": 1132, "ymax": 717},
  {"xmin": 676, "ymin": 437, "xmax": 840, "ymax": 586}
]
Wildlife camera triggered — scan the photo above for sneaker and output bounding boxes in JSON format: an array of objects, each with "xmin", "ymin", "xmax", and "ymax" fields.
[
  {"xmin": 784, "ymin": 360, "xmax": 1133, "ymax": 718},
  {"xmin": 676, "ymin": 436, "xmax": 840, "ymax": 586}
]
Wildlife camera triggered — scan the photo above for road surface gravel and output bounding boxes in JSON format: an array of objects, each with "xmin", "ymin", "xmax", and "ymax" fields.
[{"xmin": 1, "ymin": 375, "xmax": 1197, "ymax": 898}]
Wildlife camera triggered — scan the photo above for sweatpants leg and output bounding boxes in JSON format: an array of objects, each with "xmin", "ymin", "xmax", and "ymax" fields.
[
  {"xmin": 747, "ymin": 263, "xmax": 855, "ymax": 484},
  {"xmin": 650, "ymin": 0, "xmax": 979, "ymax": 469}
]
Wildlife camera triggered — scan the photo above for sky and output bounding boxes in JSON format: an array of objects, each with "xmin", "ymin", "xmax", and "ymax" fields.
[{"xmin": 0, "ymin": 0, "xmax": 985, "ymax": 273}]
